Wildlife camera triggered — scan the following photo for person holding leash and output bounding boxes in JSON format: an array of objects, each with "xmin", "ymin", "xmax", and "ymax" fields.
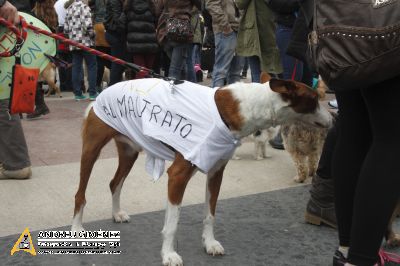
[{"xmin": 0, "ymin": 0, "xmax": 32, "ymax": 180}]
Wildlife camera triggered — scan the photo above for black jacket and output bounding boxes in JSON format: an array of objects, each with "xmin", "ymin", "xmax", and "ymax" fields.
[
  {"xmin": 286, "ymin": 0, "xmax": 313, "ymax": 63},
  {"xmin": 265, "ymin": 0, "xmax": 299, "ymax": 28},
  {"xmin": 125, "ymin": 0, "xmax": 159, "ymax": 54},
  {"xmin": 104, "ymin": 0, "xmax": 126, "ymax": 34},
  {"xmin": 9, "ymin": 0, "xmax": 37, "ymax": 14}
]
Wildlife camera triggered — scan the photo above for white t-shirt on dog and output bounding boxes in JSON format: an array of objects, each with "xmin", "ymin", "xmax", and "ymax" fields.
[{"xmin": 93, "ymin": 78, "xmax": 240, "ymax": 181}]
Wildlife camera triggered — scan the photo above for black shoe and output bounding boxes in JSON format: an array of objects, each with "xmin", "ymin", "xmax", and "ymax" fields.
[
  {"xmin": 268, "ymin": 138, "xmax": 284, "ymax": 150},
  {"xmin": 26, "ymin": 105, "xmax": 50, "ymax": 119},
  {"xmin": 333, "ymin": 249, "xmax": 347, "ymax": 266},
  {"xmin": 305, "ymin": 199, "xmax": 337, "ymax": 229}
]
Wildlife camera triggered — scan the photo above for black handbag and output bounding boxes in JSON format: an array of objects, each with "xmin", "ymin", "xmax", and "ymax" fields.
[{"xmin": 309, "ymin": 0, "xmax": 400, "ymax": 90}]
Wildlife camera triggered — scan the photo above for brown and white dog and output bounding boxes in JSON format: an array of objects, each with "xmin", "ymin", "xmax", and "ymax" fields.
[{"xmin": 71, "ymin": 73, "xmax": 332, "ymax": 265}]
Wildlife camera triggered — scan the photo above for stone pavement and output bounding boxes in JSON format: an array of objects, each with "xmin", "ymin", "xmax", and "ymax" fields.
[{"xmin": 0, "ymin": 85, "xmax": 398, "ymax": 265}]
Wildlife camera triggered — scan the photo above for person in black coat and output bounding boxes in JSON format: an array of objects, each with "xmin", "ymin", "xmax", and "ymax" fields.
[
  {"xmin": 104, "ymin": 0, "xmax": 127, "ymax": 85},
  {"xmin": 124, "ymin": 0, "xmax": 159, "ymax": 78}
]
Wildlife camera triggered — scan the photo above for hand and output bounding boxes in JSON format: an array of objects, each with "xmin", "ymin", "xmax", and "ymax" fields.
[{"xmin": 0, "ymin": 1, "xmax": 20, "ymax": 25}]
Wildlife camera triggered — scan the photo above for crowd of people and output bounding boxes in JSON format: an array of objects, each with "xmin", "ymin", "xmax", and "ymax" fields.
[{"xmin": 0, "ymin": 0, "xmax": 399, "ymax": 265}]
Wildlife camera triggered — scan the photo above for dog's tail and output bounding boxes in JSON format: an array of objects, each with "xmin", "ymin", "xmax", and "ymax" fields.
[{"xmin": 84, "ymin": 102, "xmax": 95, "ymax": 118}]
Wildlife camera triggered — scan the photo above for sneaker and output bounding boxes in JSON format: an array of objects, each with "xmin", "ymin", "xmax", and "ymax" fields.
[
  {"xmin": 89, "ymin": 93, "xmax": 98, "ymax": 101},
  {"xmin": 75, "ymin": 95, "xmax": 88, "ymax": 101},
  {"xmin": 26, "ymin": 105, "xmax": 50, "ymax": 119},
  {"xmin": 0, "ymin": 166, "xmax": 32, "ymax": 179},
  {"xmin": 328, "ymin": 99, "xmax": 338, "ymax": 109},
  {"xmin": 333, "ymin": 249, "xmax": 347, "ymax": 266}
]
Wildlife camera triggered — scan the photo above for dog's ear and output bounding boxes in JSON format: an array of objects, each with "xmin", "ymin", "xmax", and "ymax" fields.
[
  {"xmin": 269, "ymin": 78, "xmax": 297, "ymax": 94},
  {"xmin": 260, "ymin": 72, "xmax": 271, "ymax": 83}
]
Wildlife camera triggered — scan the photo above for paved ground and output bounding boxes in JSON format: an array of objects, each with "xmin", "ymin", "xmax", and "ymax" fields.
[{"xmin": 1, "ymin": 80, "xmax": 398, "ymax": 265}]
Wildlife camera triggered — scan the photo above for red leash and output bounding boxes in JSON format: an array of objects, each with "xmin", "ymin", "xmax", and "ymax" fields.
[{"xmin": 0, "ymin": 16, "xmax": 180, "ymax": 83}]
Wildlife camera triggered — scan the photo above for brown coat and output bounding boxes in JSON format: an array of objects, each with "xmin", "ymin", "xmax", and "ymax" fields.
[{"xmin": 155, "ymin": 0, "xmax": 201, "ymax": 44}]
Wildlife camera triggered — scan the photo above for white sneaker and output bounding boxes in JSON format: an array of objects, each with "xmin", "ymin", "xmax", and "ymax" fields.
[
  {"xmin": 0, "ymin": 166, "xmax": 32, "ymax": 179},
  {"xmin": 328, "ymin": 99, "xmax": 338, "ymax": 109}
]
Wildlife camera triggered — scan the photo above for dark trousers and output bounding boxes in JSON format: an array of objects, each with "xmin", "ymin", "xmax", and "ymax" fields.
[
  {"xmin": 95, "ymin": 46, "xmax": 111, "ymax": 88},
  {"xmin": 332, "ymin": 75, "xmax": 400, "ymax": 265},
  {"xmin": 105, "ymin": 32, "xmax": 126, "ymax": 86},
  {"xmin": 57, "ymin": 51, "xmax": 72, "ymax": 91}
]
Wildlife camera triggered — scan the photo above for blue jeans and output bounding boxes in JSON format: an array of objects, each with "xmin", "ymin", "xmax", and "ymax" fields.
[
  {"xmin": 164, "ymin": 41, "xmax": 189, "ymax": 80},
  {"xmin": 212, "ymin": 31, "xmax": 244, "ymax": 87},
  {"xmin": 105, "ymin": 32, "xmax": 126, "ymax": 85},
  {"xmin": 275, "ymin": 24, "xmax": 303, "ymax": 81},
  {"xmin": 186, "ymin": 44, "xmax": 196, "ymax": 82},
  {"xmin": 248, "ymin": 56, "xmax": 261, "ymax": 83},
  {"xmin": 71, "ymin": 50, "xmax": 97, "ymax": 96},
  {"xmin": 192, "ymin": 44, "xmax": 201, "ymax": 66}
]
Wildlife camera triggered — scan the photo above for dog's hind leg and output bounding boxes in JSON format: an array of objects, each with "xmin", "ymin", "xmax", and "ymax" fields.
[
  {"xmin": 72, "ymin": 110, "xmax": 118, "ymax": 233},
  {"xmin": 202, "ymin": 161, "xmax": 227, "ymax": 256},
  {"xmin": 161, "ymin": 153, "xmax": 196, "ymax": 266},
  {"xmin": 110, "ymin": 136, "xmax": 139, "ymax": 223}
]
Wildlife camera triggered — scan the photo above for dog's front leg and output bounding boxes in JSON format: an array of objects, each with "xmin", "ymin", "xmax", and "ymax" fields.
[
  {"xmin": 202, "ymin": 161, "xmax": 227, "ymax": 256},
  {"xmin": 161, "ymin": 153, "xmax": 196, "ymax": 266}
]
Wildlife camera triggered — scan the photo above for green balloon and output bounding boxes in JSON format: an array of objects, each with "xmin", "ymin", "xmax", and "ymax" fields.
[{"xmin": 0, "ymin": 12, "xmax": 57, "ymax": 99}]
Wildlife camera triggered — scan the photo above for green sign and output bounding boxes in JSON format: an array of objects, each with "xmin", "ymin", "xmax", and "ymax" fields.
[{"xmin": 0, "ymin": 12, "xmax": 57, "ymax": 99}]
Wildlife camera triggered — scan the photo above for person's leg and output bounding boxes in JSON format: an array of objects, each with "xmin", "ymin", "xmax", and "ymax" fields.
[
  {"xmin": 95, "ymin": 46, "xmax": 108, "ymax": 91},
  {"xmin": 332, "ymin": 89, "xmax": 372, "ymax": 255},
  {"xmin": 105, "ymin": 32, "xmax": 126, "ymax": 86},
  {"xmin": 305, "ymin": 117, "xmax": 339, "ymax": 228},
  {"xmin": 247, "ymin": 56, "xmax": 261, "ymax": 83},
  {"xmin": 226, "ymin": 54, "xmax": 244, "ymax": 85},
  {"xmin": 27, "ymin": 81, "xmax": 50, "ymax": 119},
  {"xmin": 143, "ymin": 53, "xmax": 156, "ymax": 73},
  {"xmin": 0, "ymin": 99, "xmax": 31, "ymax": 178},
  {"xmin": 346, "ymin": 76, "xmax": 400, "ymax": 265},
  {"xmin": 241, "ymin": 57, "xmax": 249, "ymax": 78},
  {"xmin": 167, "ymin": 42, "xmax": 189, "ymax": 80},
  {"xmin": 71, "ymin": 50, "xmax": 84, "ymax": 97},
  {"xmin": 84, "ymin": 51, "xmax": 98, "ymax": 98},
  {"xmin": 212, "ymin": 32, "xmax": 237, "ymax": 87},
  {"xmin": 58, "ymin": 51, "xmax": 73, "ymax": 91},
  {"xmin": 275, "ymin": 24, "xmax": 303, "ymax": 81},
  {"xmin": 132, "ymin": 54, "xmax": 147, "ymax": 79},
  {"xmin": 193, "ymin": 44, "xmax": 201, "ymax": 66},
  {"xmin": 186, "ymin": 43, "xmax": 196, "ymax": 82}
]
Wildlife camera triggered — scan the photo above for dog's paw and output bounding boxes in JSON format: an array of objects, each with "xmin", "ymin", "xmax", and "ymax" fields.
[
  {"xmin": 293, "ymin": 175, "xmax": 306, "ymax": 183},
  {"xmin": 71, "ymin": 225, "xmax": 85, "ymax": 237},
  {"xmin": 204, "ymin": 240, "xmax": 225, "ymax": 256},
  {"xmin": 387, "ymin": 233, "xmax": 400, "ymax": 247},
  {"xmin": 113, "ymin": 210, "xmax": 131, "ymax": 223},
  {"xmin": 162, "ymin": 251, "xmax": 183, "ymax": 266}
]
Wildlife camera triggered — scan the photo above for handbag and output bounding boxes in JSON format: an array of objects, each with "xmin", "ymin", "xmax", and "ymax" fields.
[
  {"xmin": 308, "ymin": 0, "xmax": 400, "ymax": 90},
  {"xmin": 165, "ymin": 1, "xmax": 193, "ymax": 42},
  {"xmin": 9, "ymin": 56, "xmax": 40, "ymax": 114}
]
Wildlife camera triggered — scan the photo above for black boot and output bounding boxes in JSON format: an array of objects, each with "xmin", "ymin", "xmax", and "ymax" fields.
[
  {"xmin": 305, "ymin": 174, "xmax": 337, "ymax": 229},
  {"xmin": 27, "ymin": 85, "xmax": 50, "ymax": 119}
]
